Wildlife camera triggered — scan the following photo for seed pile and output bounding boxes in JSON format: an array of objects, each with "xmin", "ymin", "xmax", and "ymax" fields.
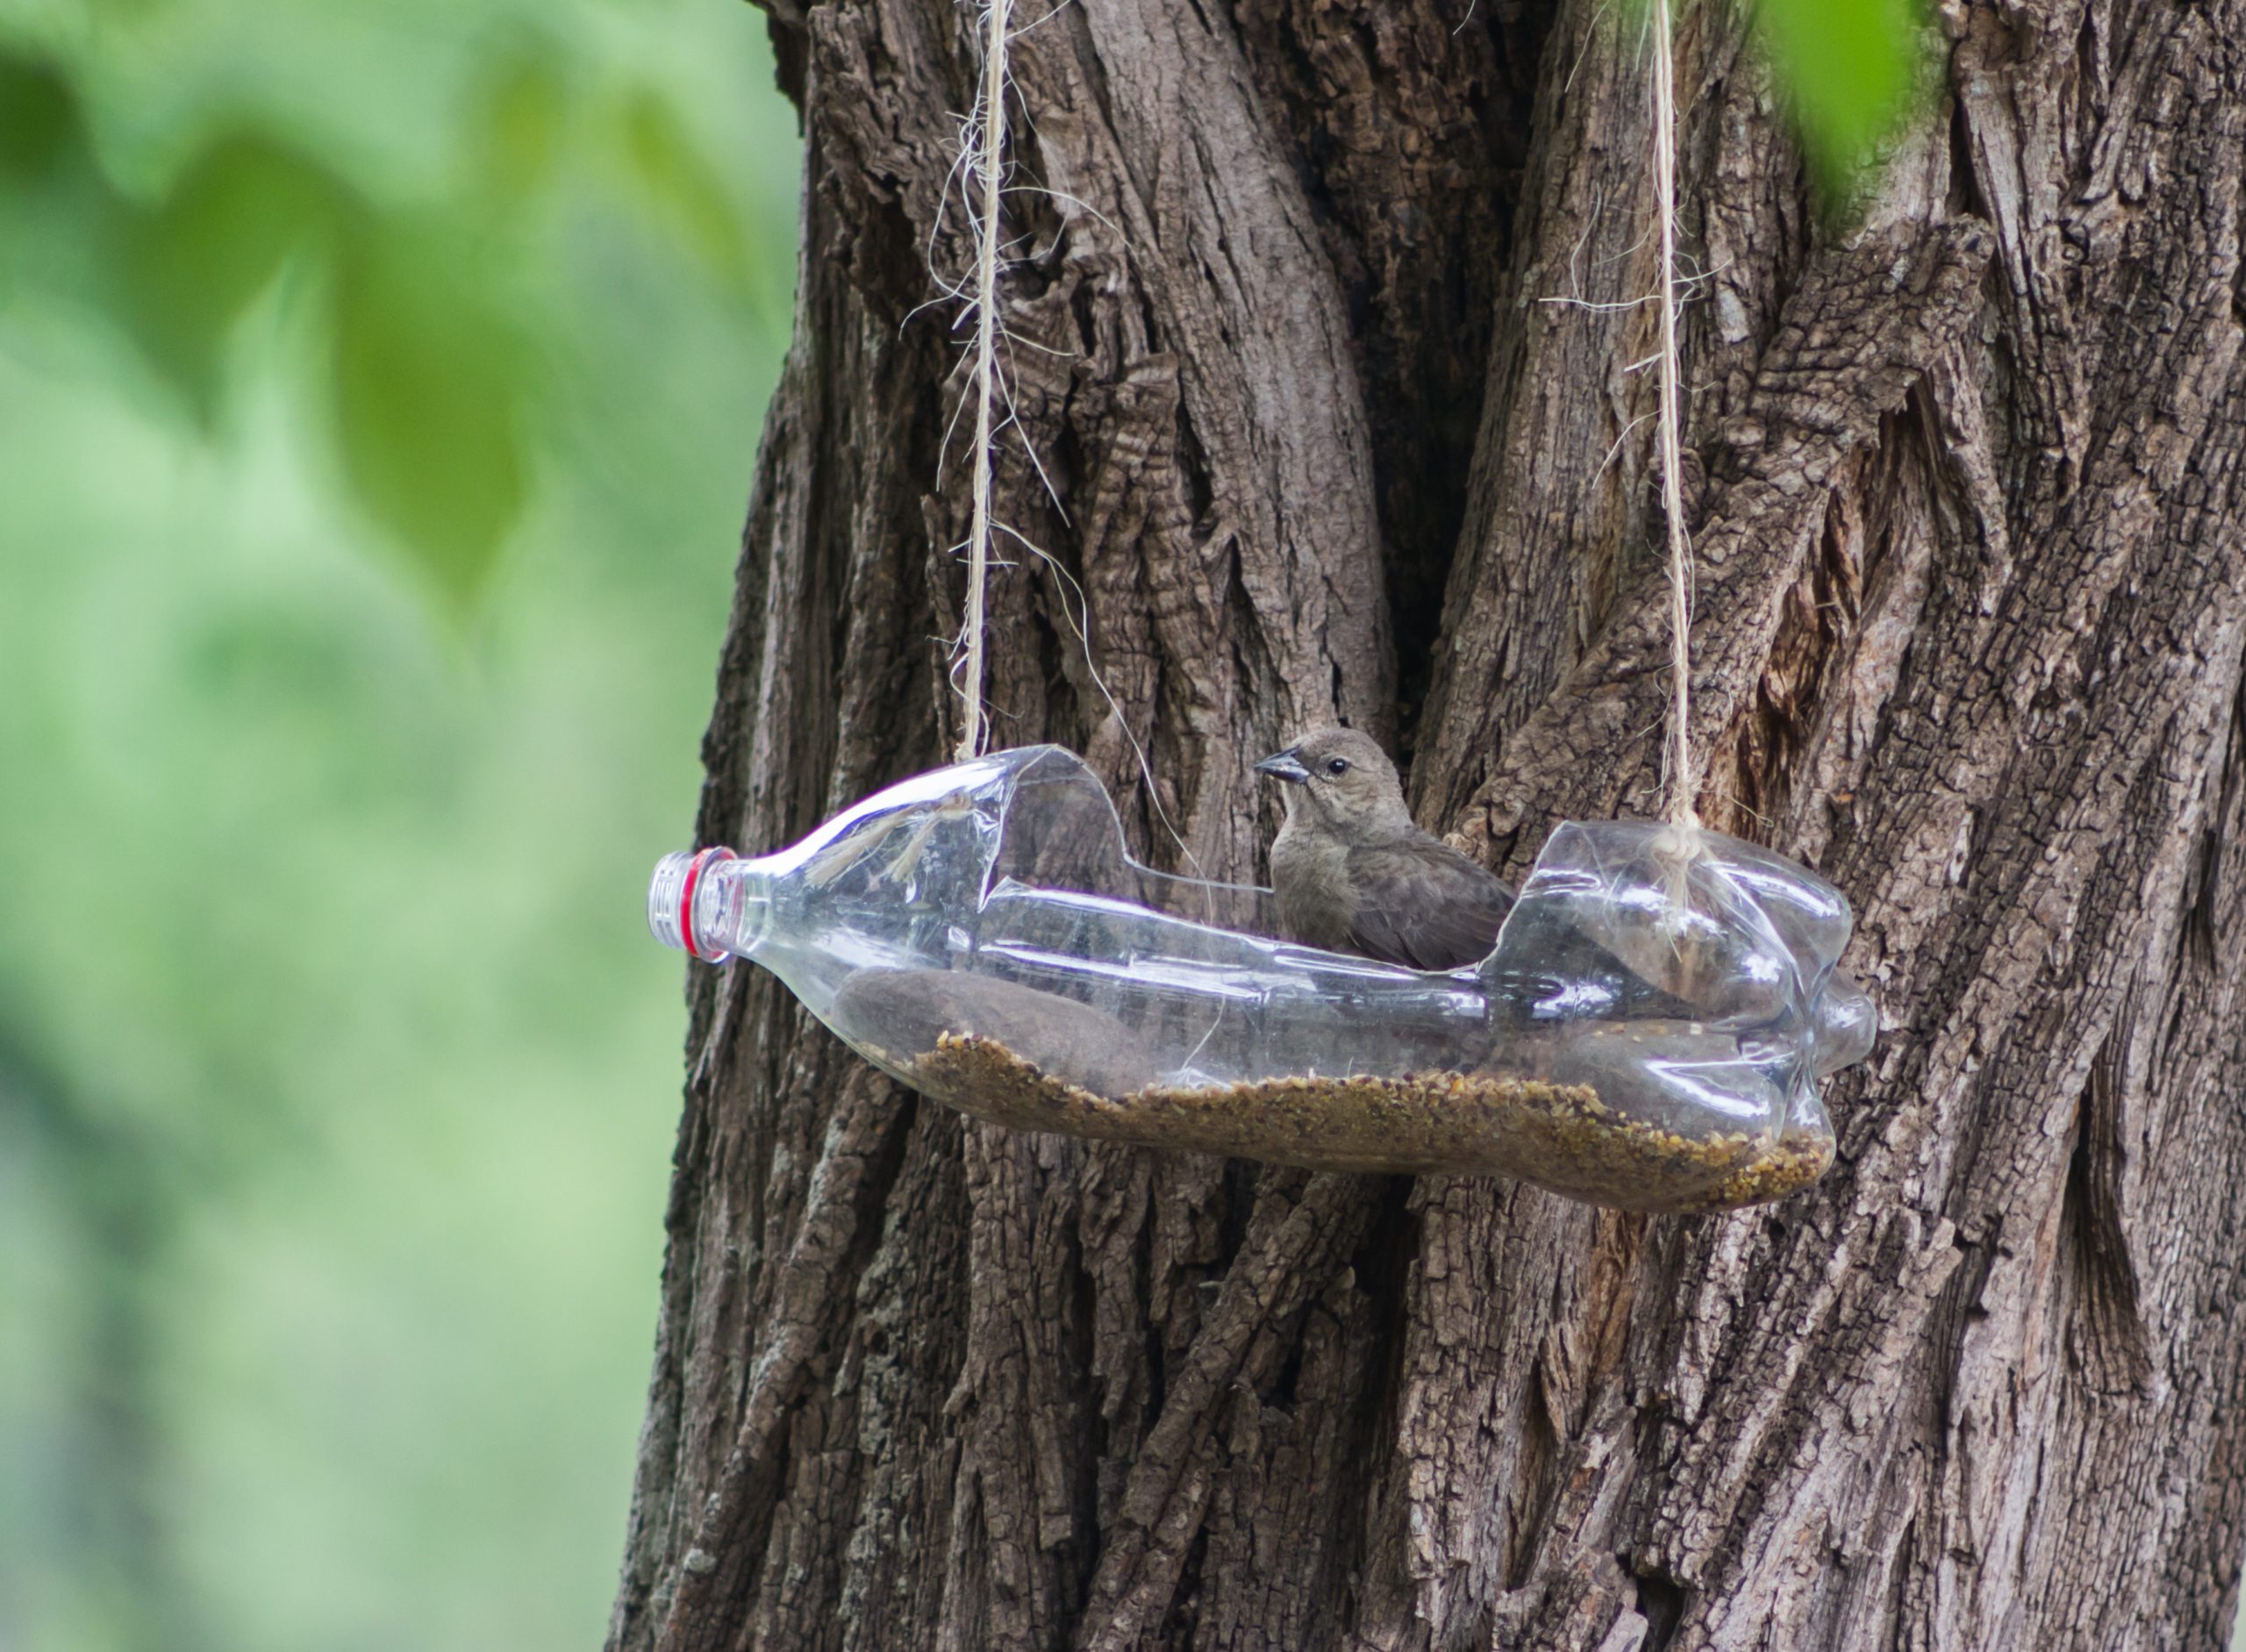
[{"xmin": 910, "ymin": 1033, "xmax": 1830, "ymax": 1213}]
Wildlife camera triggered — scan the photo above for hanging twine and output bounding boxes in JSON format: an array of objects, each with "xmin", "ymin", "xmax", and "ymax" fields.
[
  {"xmin": 954, "ymin": 0, "xmax": 1014, "ymax": 762},
  {"xmin": 1649, "ymin": 0, "xmax": 1700, "ymax": 834},
  {"xmin": 933, "ymin": 8, "xmax": 1203, "ymax": 872}
]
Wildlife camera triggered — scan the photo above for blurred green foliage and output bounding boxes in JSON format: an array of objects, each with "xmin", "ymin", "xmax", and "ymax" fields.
[
  {"xmin": 0, "ymin": 1, "xmax": 798, "ymax": 1648},
  {"xmin": 1621, "ymin": 0, "xmax": 1928, "ymax": 199},
  {"xmin": 1749, "ymin": 0, "xmax": 1926, "ymax": 198},
  {"xmin": 0, "ymin": 0, "xmax": 794, "ymax": 610}
]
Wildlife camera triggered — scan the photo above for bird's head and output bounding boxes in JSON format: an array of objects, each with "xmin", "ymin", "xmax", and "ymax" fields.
[{"xmin": 1255, "ymin": 726, "xmax": 1413, "ymax": 834}]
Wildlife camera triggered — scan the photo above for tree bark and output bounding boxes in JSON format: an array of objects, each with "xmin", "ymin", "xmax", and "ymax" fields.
[{"xmin": 609, "ymin": 0, "xmax": 2246, "ymax": 1646}]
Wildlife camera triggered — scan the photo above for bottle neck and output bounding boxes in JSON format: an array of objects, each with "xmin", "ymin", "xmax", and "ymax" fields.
[{"xmin": 647, "ymin": 848, "xmax": 771, "ymax": 962}]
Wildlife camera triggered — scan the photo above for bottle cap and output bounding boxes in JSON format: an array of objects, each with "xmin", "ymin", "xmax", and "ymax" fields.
[{"xmin": 648, "ymin": 847, "xmax": 737, "ymax": 960}]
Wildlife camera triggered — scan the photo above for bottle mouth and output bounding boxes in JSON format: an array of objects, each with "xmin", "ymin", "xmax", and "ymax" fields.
[
  {"xmin": 648, "ymin": 847, "xmax": 737, "ymax": 960},
  {"xmin": 1811, "ymin": 976, "xmax": 1878, "ymax": 1076}
]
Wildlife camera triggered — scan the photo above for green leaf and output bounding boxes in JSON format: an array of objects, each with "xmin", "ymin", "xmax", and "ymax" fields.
[
  {"xmin": 326, "ymin": 226, "xmax": 528, "ymax": 609},
  {"xmin": 0, "ymin": 51, "xmax": 86, "ymax": 189},
  {"xmin": 116, "ymin": 129, "xmax": 349, "ymax": 408},
  {"xmin": 1750, "ymin": 0, "xmax": 1926, "ymax": 197},
  {"xmin": 465, "ymin": 39, "xmax": 569, "ymax": 205},
  {"xmin": 0, "ymin": 52, "xmax": 110, "ymax": 311},
  {"xmin": 615, "ymin": 87, "xmax": 749, "ymax": 292}
]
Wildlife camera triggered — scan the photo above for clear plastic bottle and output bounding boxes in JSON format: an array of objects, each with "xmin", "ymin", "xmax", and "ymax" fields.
[{"xmin": 649, "ymin": 746, "xmax": 1874, "ymax": 1212}]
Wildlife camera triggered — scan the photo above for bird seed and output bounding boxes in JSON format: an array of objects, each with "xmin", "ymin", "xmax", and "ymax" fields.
[{"xmin": 907, "ymin": 1033, "xmax": 1830, "ymax": 1213}]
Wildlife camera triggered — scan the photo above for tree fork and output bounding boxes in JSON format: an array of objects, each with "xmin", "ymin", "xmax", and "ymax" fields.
[{"xmin": 609, "ymin": 0, "xmax": 2246, "ymax": 1647}]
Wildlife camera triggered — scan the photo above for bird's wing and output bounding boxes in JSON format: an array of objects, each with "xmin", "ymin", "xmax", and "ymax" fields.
[{"xmin": 1341, "ymin": 840, "xmax": 1516, "ymax": 972}]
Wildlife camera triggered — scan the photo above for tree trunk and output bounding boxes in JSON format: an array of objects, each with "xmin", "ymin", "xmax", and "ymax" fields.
[{"xmin": 608, "ymin": 0, "xmax": 2246, "ymax": 1646}]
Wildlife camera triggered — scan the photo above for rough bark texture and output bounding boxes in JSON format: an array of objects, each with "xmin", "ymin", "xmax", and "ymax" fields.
[{"xmin": 610, "ymin": 0, "xmax": 2246, "ymax": 1646}]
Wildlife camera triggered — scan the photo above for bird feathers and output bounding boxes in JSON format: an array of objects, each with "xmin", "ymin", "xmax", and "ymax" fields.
[
  {"xmin": 1261, "ymin": 727, "xmax": 1515, "ymax": 971},
  {"xmin": 1332, "ymin": 838, "xmax": 1513, "ymax": 971}
]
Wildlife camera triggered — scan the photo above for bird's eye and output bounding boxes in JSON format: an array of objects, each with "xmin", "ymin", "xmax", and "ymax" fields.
[{"xmin": 1325, "ymin": 757, "xmax": 1350, "ymax": 776}]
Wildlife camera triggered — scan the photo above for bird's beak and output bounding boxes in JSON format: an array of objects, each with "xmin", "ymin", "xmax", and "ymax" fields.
[{"xmin": 1255, "ymin": 747, "xmax": 1311, "ymax": 784}]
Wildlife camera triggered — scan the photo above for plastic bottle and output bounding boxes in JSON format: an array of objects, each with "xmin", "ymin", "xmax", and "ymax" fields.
[{"xmin": 649, "ymin": 746, "xmax": 1874, "ymax": 1212}]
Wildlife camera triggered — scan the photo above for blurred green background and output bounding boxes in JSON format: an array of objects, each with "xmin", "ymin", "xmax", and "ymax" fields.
[{"xmin": 0, "ymin": 0, "xmax": 798, "ymax": 1647}]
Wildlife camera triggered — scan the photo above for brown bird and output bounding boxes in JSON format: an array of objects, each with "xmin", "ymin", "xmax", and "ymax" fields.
[{"xmin": 1256, "ymin": 727, "xmax": 1516, "ymax": 971}]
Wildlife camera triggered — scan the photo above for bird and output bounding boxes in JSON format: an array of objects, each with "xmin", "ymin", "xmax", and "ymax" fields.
[{"xmin": 1255, "ymin": 727, "xmax": 1516, "ymax": 971}]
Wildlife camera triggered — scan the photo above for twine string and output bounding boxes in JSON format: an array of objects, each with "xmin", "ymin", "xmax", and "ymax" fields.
[
  {"xmin": 1649, "ymin": 0, "xmax": 1699, "ymax": 834},
  {"xmin": 954, "ymin": 0, "xmax": 1013, "ymax": 762}
]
